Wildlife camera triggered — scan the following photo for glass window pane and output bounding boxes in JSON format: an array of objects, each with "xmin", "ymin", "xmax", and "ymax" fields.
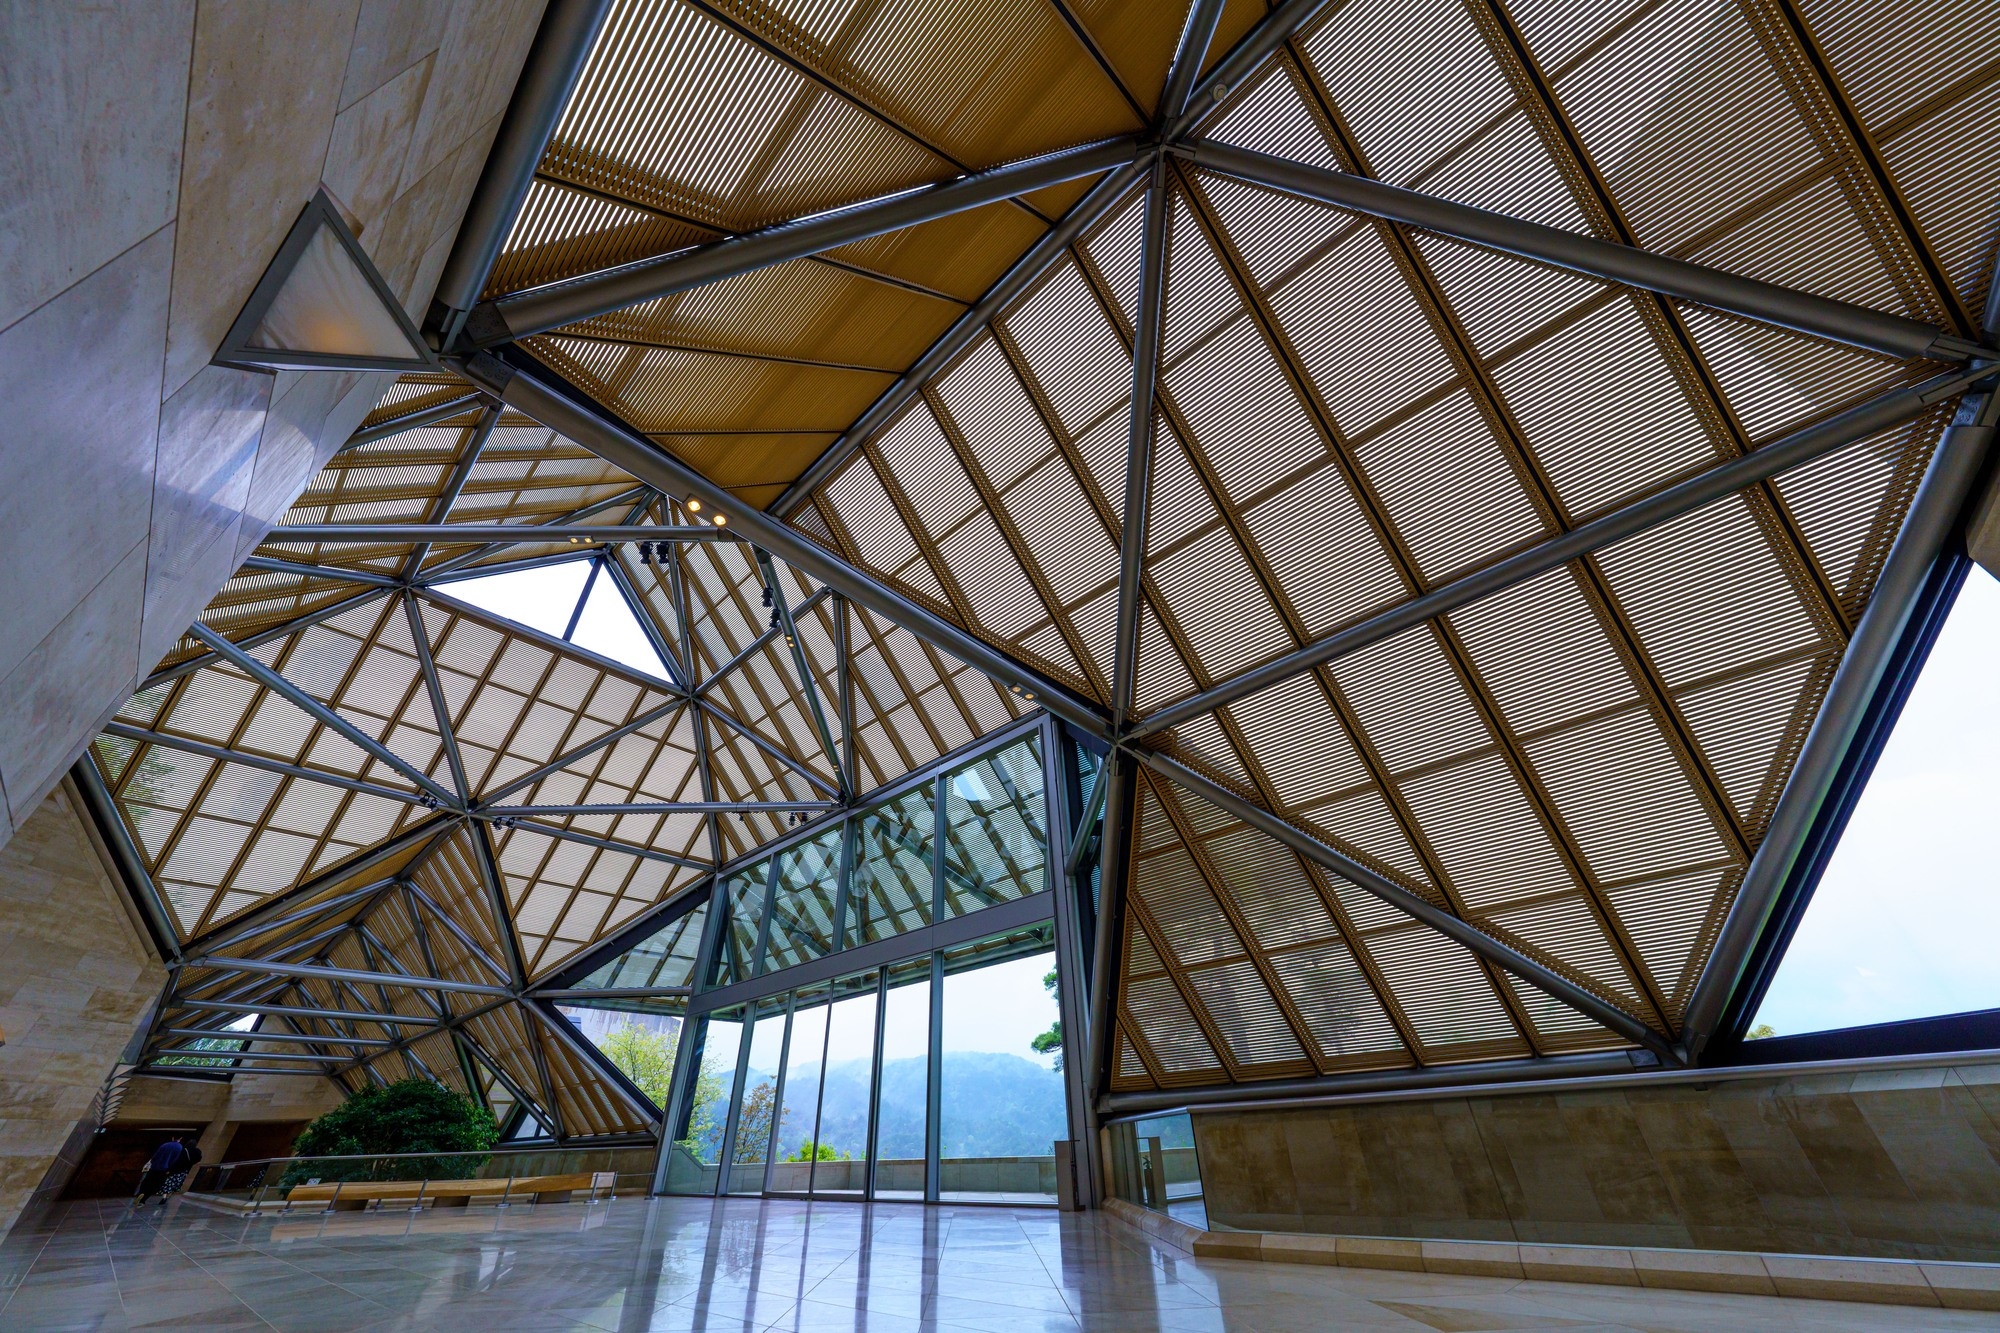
[
  {"xmin": 849, "ymin": 786, "xmax": 935, "ymax": 947},
  {"xmin": 569, "ymin": 572, "xmax": 671, "ymax": 680},
  {"xmin": 938, "ymin": 923, "xmax": 1066, "ymax": 1204},
  {"xmin": 1754, "ymin": 565, "xmax": 2000, "ymax": 1037},
  {"xmin": 574, "ymin": 904, "xmax": 705, "ymax": 996},
  {"xmin": 872, "ymin": 958, "xmax": 931, "ymax": 1201},
  {"xmin": 941, "ymin": 737, "xmax": 1046, "ymax": 920},
  {"xmin": 811, "ymin": 972, "xmax": 879, "ymax": 1198},
  {"xmin": 709, "ymin": 860, "xmax": 771, "ymax": 989},
  {"xmin": 762, "ymin": 828, "xmax": 841, "ymax": 975},
  {"xmin": 557, "ymin": 1002, "xmax": 684, "ymax": 1112},
  {"xmin": 665, "ymin": 1005, "xmax": 743, "ymax": 1194},
  {"xmin": 767, "ymin": 993, "xmax": 829, "ymax": 1194},
  {"xmin": 727, "ymin": 994, "xmax": 789, "ymax": 1193}
]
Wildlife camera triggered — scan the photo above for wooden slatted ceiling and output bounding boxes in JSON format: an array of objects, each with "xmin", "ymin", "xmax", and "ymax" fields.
[{"xmin": 791, "ymin": 0, "xmax": 1991, "ymax": 1080}]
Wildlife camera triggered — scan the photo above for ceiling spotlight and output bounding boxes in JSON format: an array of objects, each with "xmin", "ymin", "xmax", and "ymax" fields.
[
  {"xmin": 686, "ymin": 498, "xmax": 702, "ymax": 513},
  {"xmin": 711, "ymin": 514, "xmax": 727, "ymax": 527},
  {"xmin": 568, "ymin": 536, "xmax": 580, "ymax": 544},
  {"xmin": 638, "ymin": 541, "xmax": 654, "ymax": 565}
]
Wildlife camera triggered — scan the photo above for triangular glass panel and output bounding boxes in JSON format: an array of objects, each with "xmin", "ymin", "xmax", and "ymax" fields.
[
  {"xmin": 215, "ymin": 191, "xmax": 434, "ymax": 372},
  {"xmin": 1751, "ymin": 563, "xmax": 2000, "ymax": 1038},
  {"xmin": 571, "ymin": 574, "xmax": 670, "ymax": 679},
  {"xmin": 438, "ymin": 557, "xmax": 676, "ymax": 684}
]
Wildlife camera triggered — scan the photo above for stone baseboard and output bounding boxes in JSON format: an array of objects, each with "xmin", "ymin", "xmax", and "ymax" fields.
[{"xmin": 1099, "ymin": 1198, "xmax": 2000, "ymax": 1311}]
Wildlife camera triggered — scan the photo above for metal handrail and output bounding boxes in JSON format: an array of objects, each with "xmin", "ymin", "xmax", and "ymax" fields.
[{"xmin": 210, "ymin": 1138, "xmax": 654, "ymax": 1172}]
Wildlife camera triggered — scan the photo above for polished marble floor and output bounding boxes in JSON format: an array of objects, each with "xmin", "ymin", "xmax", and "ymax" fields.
[{"xmin": 2, "ymin": 1195, "xmax": 1993, "ymax": 1332}]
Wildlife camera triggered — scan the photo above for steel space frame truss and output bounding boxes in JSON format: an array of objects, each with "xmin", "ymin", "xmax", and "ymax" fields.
[
  {"xmin": 414, "ymin": 0, "xmax": 1999, "ymax": 1104},
  {"xmin": 99, "ymin": 0, "xmax": 2000, "ymax": 1146}
]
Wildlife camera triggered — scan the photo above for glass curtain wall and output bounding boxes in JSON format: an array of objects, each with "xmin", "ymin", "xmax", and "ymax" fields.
[{"xmin": 578, "ymin": 721, "xmax": 1092, "ymax": 1204}]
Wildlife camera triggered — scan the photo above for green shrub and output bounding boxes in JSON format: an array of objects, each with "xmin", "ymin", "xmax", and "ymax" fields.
[{"xmin": 281, "ymin": 1080, "xmax": 498, "ymax": 1186}]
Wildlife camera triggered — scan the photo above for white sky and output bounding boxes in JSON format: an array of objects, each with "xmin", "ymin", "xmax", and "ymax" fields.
[
  {"xmin": 1753, "ymin": 565, "xmax": 2000, "ymax": 1036},
  {"xmin": 440, "ymin": 558, "xmax": 668, "ymax": 680}
]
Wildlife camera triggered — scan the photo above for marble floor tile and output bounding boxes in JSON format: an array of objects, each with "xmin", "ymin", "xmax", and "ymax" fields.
[{"xmin": 2, "ymin": 1195, "xmax": 1989, "ymax": 1333}]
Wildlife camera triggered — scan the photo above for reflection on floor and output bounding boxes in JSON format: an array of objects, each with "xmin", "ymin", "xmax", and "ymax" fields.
[{"xmin": 2, "ymin": 1195, "xmax": 1991, "ymax": 1332}]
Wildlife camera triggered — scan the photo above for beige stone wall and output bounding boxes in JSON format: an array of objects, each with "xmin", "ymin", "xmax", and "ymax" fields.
[
  {"xmin": 0, "ymin": 0, "xmax": 548, "ymax": 841},
  {"xmin": 0, "ymin": 788, "xmax": 168, "ymax": 1238},
  {"xmin": 1192, "ymin": 1062, "xmax": 2000, "ymax": 1263}
]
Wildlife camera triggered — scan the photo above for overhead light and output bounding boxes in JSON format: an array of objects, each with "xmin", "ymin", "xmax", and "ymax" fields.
[
  {"xmin": 711, "ymin": 514, "xmax": 727, "ymax": 527},
  {"xmin": 686, "ymin": 498, "xmax": 702, "ymax": 513}
]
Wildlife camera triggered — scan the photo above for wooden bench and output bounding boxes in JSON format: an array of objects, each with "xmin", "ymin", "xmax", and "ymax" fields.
[{"xmin": 285, "ymin": 1172, "xmax": 615, "ymax": 1211}]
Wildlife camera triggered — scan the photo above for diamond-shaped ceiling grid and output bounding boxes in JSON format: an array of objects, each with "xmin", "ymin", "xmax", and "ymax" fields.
[{"xmin": 83, "ymin": 0, "xmax": 2000, "ymax": 1116}]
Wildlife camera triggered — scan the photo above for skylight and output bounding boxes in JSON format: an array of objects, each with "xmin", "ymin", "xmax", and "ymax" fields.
[
  {"xmin": 1752, "ymin": 563, "xmax": 2000, "ymax": 1037},
  {"xmin": 437, "ymin": 556, "xmax": 673, "ymax": 683}
]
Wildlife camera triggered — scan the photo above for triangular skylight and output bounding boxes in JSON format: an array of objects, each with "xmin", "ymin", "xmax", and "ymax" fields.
[{"xmin": 437, "ymin": 557, "xmax": 674, "ymax": 683}]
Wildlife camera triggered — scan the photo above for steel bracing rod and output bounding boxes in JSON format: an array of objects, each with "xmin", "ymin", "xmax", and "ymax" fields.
[
  {"xmin": 459, "ymin": 351, "xmax": 1115, "ymax": 738},
  {"xmin": 1684, "ymin": 394, "xmax": 2000, "ymax": 1058},
  {"xmin": 402, "ymin": 882, "xmax": 454, "ymax": 1021},
  {"xmin": 405, "ymin": 404, "xmax": 503, "ymax": 577},
  {"xmin": 469, "ymin": 819, "xmax": 530, "ymax": 989},
  {"xmin": 401, "ymin": 880, "xmax": 512, "ymax": 984},
  {"xmin": 418, "ymin": 485, "xmax": 654, "ymax": 579},
  {"xmin": 1159, "ymin": 0, "xmax": 1228, "ymax": 122},
  {"xmin": 152, "ymin": 1048, "xmax": 342, "ymax": 1065},
  {"xmin": 192, "ymin": 878, "xmax": 396, "ymax": 957},
  {"xmin": 1162, "ymin": 0, "xmax": 1335, "ymax": 141},
  {"xmin": 1129, "ymin": 364, "xmax": 1997, "ymax": 742},
  {"xmin": 523, "ymin": 998, "xmax": 655, "ymax": 1128},
  {"xmin": 153, "ymin": 1028, "xmax": 393, "ymax": 1048},
  {"xmin": 178, "ymin": 819, "xmax": 453, "ymax": 957},
  {"xmin": 68, "ymin": 759, "xmax": 180, "ymax": 961},
  {"xmin": 101, "ymin": 722, "xmax": 422, "ymax": 806},
  {"xmin": 475, "ymin": 698, "xmax": 686, "ymax": 804},
  {"xmin": 432, "ymin": 0, "xmax": 615, "ymax": 325},
  {"xmin": 404, "ymin": 591, "xmax": 472, "ymax": 802},
  {"xmin": 1178, "ymin": 141, "xmax": 1989, "ymax": 363},
  {"xmin": 1065, "ymin": 764, "xmax": 1109, "ymax": 878},
  {"xmin": 329, "ymin": 994, "xmax": 514, "ymax": 1078},
  {"xmin": 697, "ymin": 698, "xmax": 843, "ymax": 796},
  {"xmin": 834, "ymin": 594, "xmax": 857, "ymax": 795},
  {"xmin": 339, "ymin": 393, "xmax": 487, "ymax": 453},
  {"xmin": 144, "ymin": 588, "xmax": 385, "ymax": 691},
  {"xmin": 239, "ymin": 556, "xmax": 402, "ymax": 588},
  {"xmin": 1082, "ymin": 754, "xmax": 1132, "ymax": 1108},
  {"xmin": 469, "ymin": 135, "xmax": 1146, "ymax": 344},
  {"xmin": 481, "ymin": 801, "xmax": 836, "ymax": 815},
  {"xmin": 1110, "ymin": 158, "xmax": 1170, "ymax": 732},
  {"xmin": 474, "ymin": 812, "xmax": 712, "ymax": 871},
  {"xmin": 269, "ymin": 523, "xmax": 725, "ymax": 544},
  {"xmin": 179, "ymin": 955, "xmax": 513, "ymax": 996},
  {"xmin": 755, "ymin": 548, "xmax": 847, "ymax": 797},
  {"xmin": 605, "ymin": 541, "xmax": 689, "ymax": 685},
  {"xmin": 1138, "ymin": 749, "xmax": 1680, "ymax": 1061},
  {"xmin": 773, "ymin": 156, "xmax": 1154, "ymax": 514},
  {"xmin": 185, "ymin": 622, "xmax": 460, "ymax": 807},
  {"xmin": 167, "ymin": 998, "xmax": 441, "ymax": 1028},
  {"xmin": 457, "ymin": 1023, "xmax": 557, "ymax": 1126},
  {"xmin": 697, "ymin": 587, "xmax": 834, "ymax": 692}
]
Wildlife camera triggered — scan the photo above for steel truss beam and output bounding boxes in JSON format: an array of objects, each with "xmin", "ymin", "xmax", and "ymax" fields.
[
  {"xmin": 477, "ymin": 698, "xmax": 688, "ymax": 805},
  {"xmin": 180, "ymin": 956, "xmax": 513, "ymax": 996},
  {"xmin": 420, "ymin": 485, "xmax": 654, "ymax": 579},
  {"xmin": 1176, "ymin": 140, "xmax": 1987, "ymax": 363},
  {"xmin": 432, "ymin": 0, "xmax": 615, "ymax": 326},
  {"xmin": 1159, "ymin": 0, "xmax": 1227, "ymax": 123},
  {"xmin": 482, "ymin": 801, "xmax": 835, "ymax": 815},
  {"xmin": 103, "ymin": 721, "xmax": 425, "ymax": 806},
  {"xmin": 475, "ymin": 812, "xmax": 712, "ymax": 870},
  {"xmin": 773, "ymin": 156, "xmax": 1156, "ymax": 513},
  {"xmin": 339, "ymin": 392, "xmax": 486, "ymax": 453},
  {"xmin": 1110, "ymin": 159, "xmax": 1169, "ymax": 732},
  {"xmin": 1128, "ymin": 364, "xmax": 1994, "ymax": 742},
  {"xmin": 1137, "ymin": 748, "xmax": 1679, "ymax": 1062},
  {"xmin": 154, "ymin": 1028, "xmax": 394, "ymax": 1048},
  {"xmin": 405, "ymin": 404, "xmax": 502, "ymax": 576},
  {"xmin": 755, "ymin": 548, "xmax": 847, "ymax": 797},
  {"xmin": 167, "ymin": 998, "xmax": 440, "ymax": 1028},
  {"xmin": 697, "ymin": 586, "xmax": 833, "ymax": 691},
  {"xmin": 239, "ymin": 556, "xmax": 402, "ymax": 588},
  {"xmin": 465, "ymin": 136, "xmax": 1146, "ymax": 345},
  {"xmin": 268, "ymin": 523, "xmax": 725, "ymax": 545},
  {"xmin": 186, "ymin": 622, "xmax": 460, "ymax": 806},
  {"xmin": 145, "ymin": 588, "xmax": 386, "ymax": 691}
]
